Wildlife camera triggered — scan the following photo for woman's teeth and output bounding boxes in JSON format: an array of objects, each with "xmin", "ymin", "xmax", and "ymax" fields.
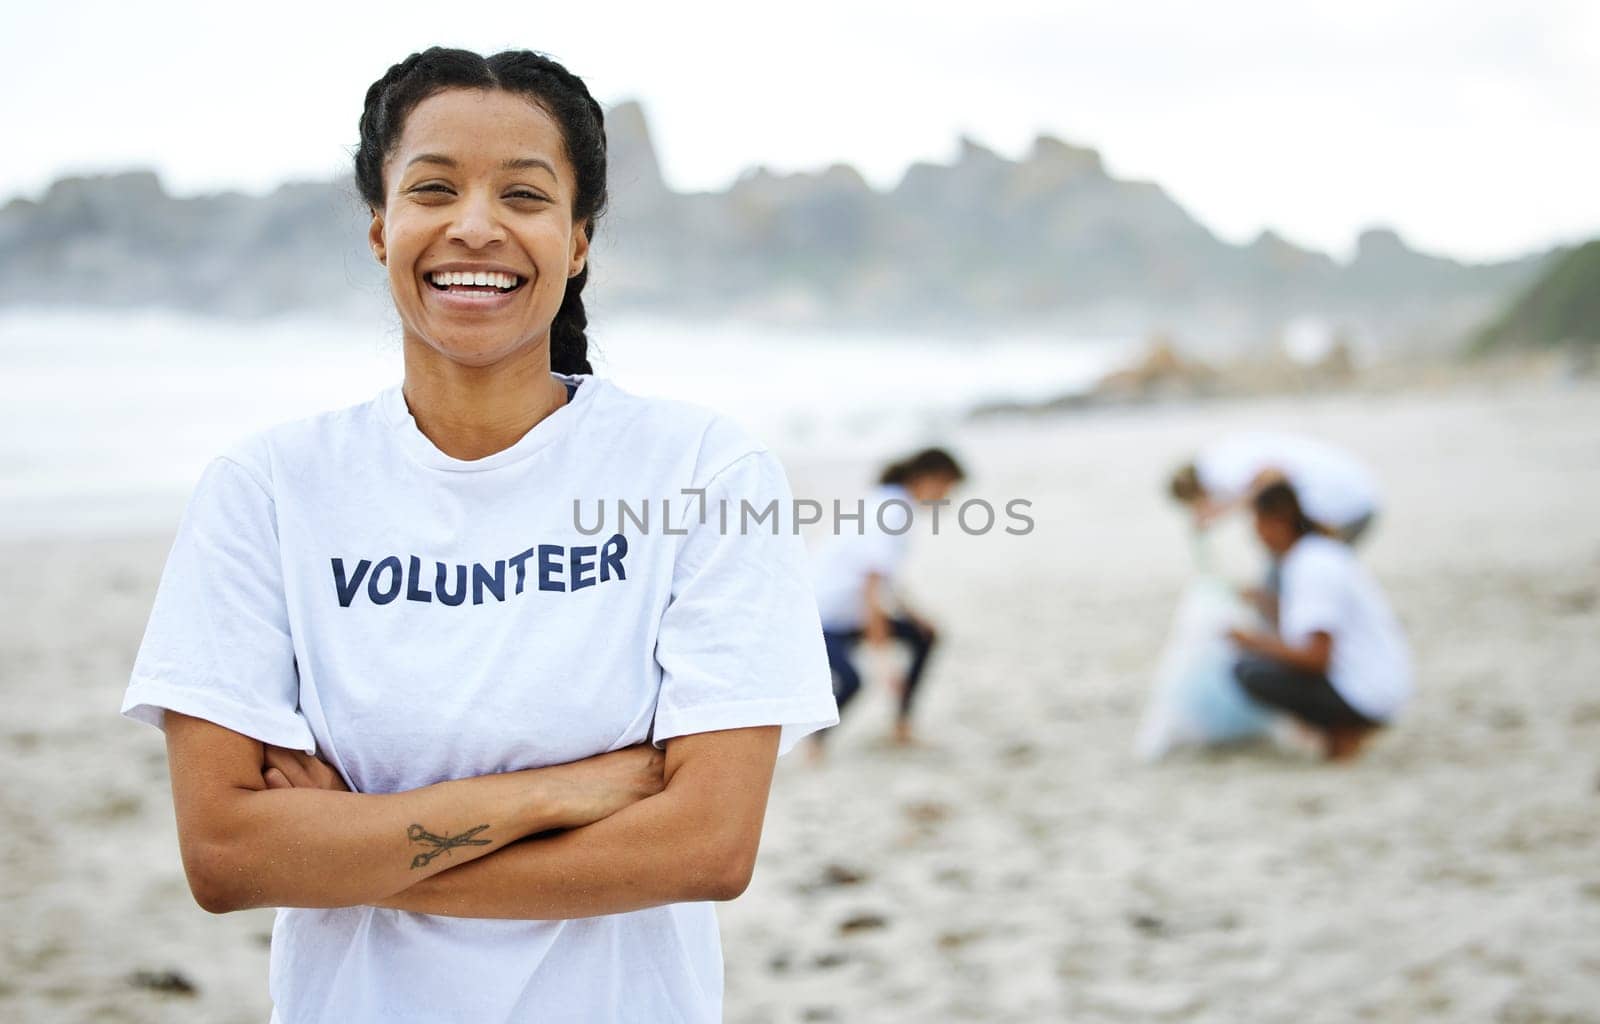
[{"xmin": 428, "ymin": 270, "xmax": 523, "ymax": 291}]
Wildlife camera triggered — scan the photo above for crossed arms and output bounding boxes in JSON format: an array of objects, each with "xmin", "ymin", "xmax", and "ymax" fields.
[{"xmin": 164, "ymin": 712, "xmax": 779, "ymax": 919}]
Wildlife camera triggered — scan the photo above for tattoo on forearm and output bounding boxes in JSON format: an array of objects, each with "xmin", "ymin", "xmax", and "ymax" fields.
[{"xmin": 407, "ymin": 823, "xmax": 492, "ymax": 869}]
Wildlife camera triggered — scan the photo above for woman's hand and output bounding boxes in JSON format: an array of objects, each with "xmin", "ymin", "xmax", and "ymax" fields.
[
  {"xmin": 260, "ymin": 741, "xmax": 664, "ymax": 831},
  {"xmin": 262, "ymin": 746, "xmax": 349, "ymax": 792},
  {"xmin": 166, "ymin": 715, "xmax": 578, "ymax": 914},
  {"xmin": 538, "ymin": 744, "xmax": 666, "ymax": 831}
]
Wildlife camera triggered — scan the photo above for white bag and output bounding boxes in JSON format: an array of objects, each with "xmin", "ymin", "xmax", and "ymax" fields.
[{"xmin": 1135, "ymin": 574, "xmax": 1275, "ymax": 760}]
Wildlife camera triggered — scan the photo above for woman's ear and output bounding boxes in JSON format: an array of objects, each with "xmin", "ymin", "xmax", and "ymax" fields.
[
  {"xmin": 368, "ymin": 211, "xmax": 387, "ymax": 266},
  {"xmin": 569, "ymin": 220, "xmax": 590, "ymax": 278}
]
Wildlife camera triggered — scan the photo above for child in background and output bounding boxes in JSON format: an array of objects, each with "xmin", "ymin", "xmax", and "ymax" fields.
[{"xmin": 809, "ymin": 448, "xmax": 965, "ymax": 756}]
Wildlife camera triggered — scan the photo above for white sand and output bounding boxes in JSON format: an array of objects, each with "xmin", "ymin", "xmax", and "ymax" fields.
[{"xmin": 2, "ymin": 380, "xmax": 1597, "ymax": 1023}]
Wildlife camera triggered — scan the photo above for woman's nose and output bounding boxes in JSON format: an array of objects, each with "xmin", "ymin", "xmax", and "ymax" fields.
[{"xmin": 447, "ymin": 191, "xmax": 505, "ymax": 249}]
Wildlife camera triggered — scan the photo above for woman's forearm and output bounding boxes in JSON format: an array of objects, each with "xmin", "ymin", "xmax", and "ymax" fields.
[
  {"xmin": 183, "ymin": 772, "xmax": 562, "ymax": 914},
  {"xmin": 374, "ymin": 729, "xmax": 779, "ymax": 920},
  {"xmin": 375, "ymin": 787, "xmax": 733, "ymax": 919},
  {"xmin": 165, "ymin": 713, "xmax": 569, "ymax": 914}
]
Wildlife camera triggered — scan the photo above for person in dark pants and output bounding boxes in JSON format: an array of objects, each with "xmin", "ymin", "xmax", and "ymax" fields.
[
  {"xmin": 825, "ymin": 617, "xmax": 938, "ymax": 727},
  {"xmin": 809, "ymin": 448, "xmax": 965, "ymax": 757},
  {"xmin": 1227, "ymin": 482, "xmax": 1412, "ymax": 761},
  {"xmin": 1232, "ymin": 655, "xmax": 1375, "ymax": 733}
]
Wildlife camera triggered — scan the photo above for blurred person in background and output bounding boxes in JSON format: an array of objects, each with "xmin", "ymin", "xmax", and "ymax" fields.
[
  {"xmin": 1169, "ymin": 430, "xmax": 1381, "ymax": 625},
  {"xmin": 809, "ymin": 448, "xmax": 966, "ymax": 758},
  {"xmin": 1169, "ymin": 431, "xmax": 1380, "ymax": 540},
  {"xmin": 1226, "ymin": 482, "xmax": 1412, "ymax": 761}
]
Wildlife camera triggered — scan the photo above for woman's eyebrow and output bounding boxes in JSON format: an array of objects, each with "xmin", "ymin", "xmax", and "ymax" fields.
[
  {"xmin": 402, "ymin": 153, "xmax": 556, "ymax": 177},
  {"xmin": 404, "ymin": 153, "xmax": 457, "ymax": 170},
  {"xmin": 501, "ymin": 157, "xmax": 557, "ymax": 177}
]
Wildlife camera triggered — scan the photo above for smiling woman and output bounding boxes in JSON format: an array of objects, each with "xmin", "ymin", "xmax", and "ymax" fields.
[
  {"xmin": 362, "ymin": 81, "xmax": 598, "ymax": 387},
  {"xmin": 121, "ymin": 46, "xmax": 838, "ymax": 1024}
]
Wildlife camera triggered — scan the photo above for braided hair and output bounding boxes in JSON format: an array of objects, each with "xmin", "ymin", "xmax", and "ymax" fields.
[{"xmin": 354, "ymin": 47, "xmax": 606, "ymax": 375}]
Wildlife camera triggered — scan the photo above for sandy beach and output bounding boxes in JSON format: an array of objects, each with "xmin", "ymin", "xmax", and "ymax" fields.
[{"xmin": 2, "ymin": 377, "xmax": 1598, "ymax": 1023}]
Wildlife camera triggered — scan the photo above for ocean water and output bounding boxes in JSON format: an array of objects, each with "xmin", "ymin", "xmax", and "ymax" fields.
[{"xmin": 0, "ymin": 308, "xmax": 1128, "ymax": 536}]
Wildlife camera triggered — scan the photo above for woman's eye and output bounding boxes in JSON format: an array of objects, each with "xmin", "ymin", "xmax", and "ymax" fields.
[
  {"xmin": 506, "ymin": 190, "xmax": 548, "ymax": 202},
  {"xmin": 409, "ymin": 184, "xmax": 452, "ymax": 195}
]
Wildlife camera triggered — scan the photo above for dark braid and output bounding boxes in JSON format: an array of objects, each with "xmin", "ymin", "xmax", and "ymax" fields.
[
  {"xmin": 551, "ymin": 264, "xmax": 592, "ymax": 374},
  {"xmin": 353, "ymin": 47, "xmax": 606, "ymax": 375}
]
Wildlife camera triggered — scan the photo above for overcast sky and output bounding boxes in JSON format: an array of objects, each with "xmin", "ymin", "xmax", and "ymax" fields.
[{"xmin": 4, "ymin": 0, "xmax": 1596, "ymax": 261}]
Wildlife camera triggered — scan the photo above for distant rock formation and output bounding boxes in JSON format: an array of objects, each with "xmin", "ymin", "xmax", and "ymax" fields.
[
  {"xmin": 969, "ymin": 330, "xmax": 1368, "ymax": 418},
  {"xmin": 0, "ymin": 99, "xmax": 1551, "ymax": 348},
  {"xmin": 1093, "ymin": 336, "xmax": 1222, "ymax": 401},
  {"xmin": 0, "ymin": 170, "xmax": 378, "ymax": 317}
]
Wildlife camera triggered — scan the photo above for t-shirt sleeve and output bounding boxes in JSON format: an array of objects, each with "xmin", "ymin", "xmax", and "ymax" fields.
[
  {"xmin": 121, "ymin": 455, "xmax": 316, "ymax": 753},
  {"xmin": 652, "ymin": 449, "xmax": 840, "ymax": 756},
  {"xmin": 1279, "ymin": 544, "xmax": 1348, "ymax": 644}
]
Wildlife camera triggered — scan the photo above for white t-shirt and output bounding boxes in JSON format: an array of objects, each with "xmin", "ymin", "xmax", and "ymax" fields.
[
  {"xmin": 1196, "ymin": 432, "xmax": 1380, "ymax": 529},
  {"xmin": 121, "ymin": 372, "xmax": 838, "ymax": 1024},
  {"xmin": 809, "ymin": 483, "xmax": 915, "ymax": 631},
  {"xmin": 1278, "ymin": 534, "xmax": 1412, "ymax": 721}
]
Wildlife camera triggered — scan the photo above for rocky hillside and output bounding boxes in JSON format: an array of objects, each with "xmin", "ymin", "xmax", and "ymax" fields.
[
  {"xmin": 1472, "ymin": 239, "xmax": 1600, "ymax": 351},
  {"xmin": 0, "ymin": 101, "xmax": 1549, "ymax": 347}
]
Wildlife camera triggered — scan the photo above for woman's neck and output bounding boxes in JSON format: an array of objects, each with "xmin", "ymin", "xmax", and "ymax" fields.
[{"xmin": 399, "ymin": 336, "xmax": 570, "ymax": 461}]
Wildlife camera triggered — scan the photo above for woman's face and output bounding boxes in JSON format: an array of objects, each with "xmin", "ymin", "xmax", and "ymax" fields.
[{"xmin": 368, "ymin": 87, "xmax": 588, "ymax": 369}]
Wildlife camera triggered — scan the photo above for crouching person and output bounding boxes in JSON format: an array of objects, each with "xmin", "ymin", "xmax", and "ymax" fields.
[{"xmin": 1227, "ymin": 482, "xmax": 1412, "ymax": 761}]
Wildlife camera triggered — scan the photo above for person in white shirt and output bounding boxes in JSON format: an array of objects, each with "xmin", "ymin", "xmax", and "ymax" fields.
[
  {"xmin": 1226, "ymin": 482, "xmax": 1412, "ymax": 760},
  {"xmin": 121, "ymin": 47, "xmax": 837, "ymax": 1024},
  {"xmin": 1169, "ymin": 431, "xmax": 1381, "ymax": 543},
  {"xmin": 809, "ymin": 448, "xmax": 965, "ymax": 754},
  {"xmin": 1170, "ymin": 431, "xmax": 1382, "ymax": 628}
]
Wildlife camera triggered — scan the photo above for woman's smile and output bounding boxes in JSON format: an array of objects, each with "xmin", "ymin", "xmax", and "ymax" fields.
[{"xmin": 421, "ymin": 263, "xmax": 529, "ymax": 314}]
